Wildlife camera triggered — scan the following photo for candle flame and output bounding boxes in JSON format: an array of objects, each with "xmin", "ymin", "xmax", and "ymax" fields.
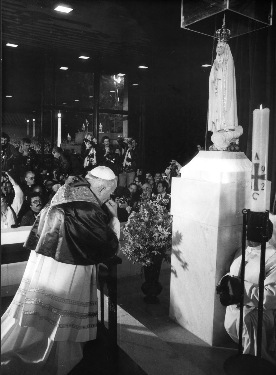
[{"xmin": 260, "ymin": 104, "xmax": 263, "ymax": 110}]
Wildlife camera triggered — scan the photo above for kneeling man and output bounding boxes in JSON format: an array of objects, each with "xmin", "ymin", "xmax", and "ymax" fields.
[
  {"xmin": 1, "ymin": 166, "xmax": 120, "ymax": 375},
  {"xmin": 223, "ymin": 216, "xmax": 276, "ymax": 366}
]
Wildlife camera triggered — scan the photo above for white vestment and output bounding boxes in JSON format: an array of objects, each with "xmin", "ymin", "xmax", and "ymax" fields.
[
  {"xmin": 1, "ymin": 215, "xmax": 120, "ymax": 375},
  {"xmin": 1, "ymin": 252, "xmax": 97, "ymax": 375},
  {"xmin": 224, "ymin": 244, "xmax": 276, "ymax": 365}
]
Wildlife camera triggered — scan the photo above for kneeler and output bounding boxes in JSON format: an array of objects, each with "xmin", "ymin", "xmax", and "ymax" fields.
[{"xmin": 224, "ymin": 209, "xmax": 276, "ymax": 375}]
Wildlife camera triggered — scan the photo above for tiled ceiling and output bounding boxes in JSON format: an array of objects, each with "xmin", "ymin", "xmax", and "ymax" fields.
[{"xmin": 2, "ymin": 0, "xmax": 155, "ymax": 71}]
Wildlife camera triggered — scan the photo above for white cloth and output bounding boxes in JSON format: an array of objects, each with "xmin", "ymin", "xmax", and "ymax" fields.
[
  {"xmin": 1, "ymin": 324, "xmax": 83, "ymax": 375},
  {"xmin": 1, "ymin": 251, "xmax": 97, "ymax": 374},
  {"xmin": 84, "ymin": 148, "xmax": 97, "ymax": 168},
  {"xmin": 11, "ymin": 183, "xmax": 24, "ymax": 216},
  {"xmin": 224, "ymin": 244, "xmax": 276, "ymax": 365},
  {"xmin": 1, "ymin": 183, "xmax": 24, "ymax": 229},
  {"xmin": 1, "ymin": 206, "xmax": 16, "ymax": 229},
  {"xmin": 122, "ymin": 149, "xmax": 131, "ymax": 168}
]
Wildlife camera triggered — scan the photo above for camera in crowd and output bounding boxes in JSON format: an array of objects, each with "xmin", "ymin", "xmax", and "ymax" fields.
[
  {"xmin": 118, "ymin": 197, "xmax": 127, "ymax": 205},
  {"xmin": 1, "ymin": 171, "xmax": 8, "ymax": 183},
  {"xmin": 110, "ymin": 193, "xmax": 128, "ymax": 206},
  {"xmin": 165, "ymin": 160, "xmax": 180, "ymax": 178},
  {"xmin": 216, "ymin": 275, "xmax": 242, "ymax": 307}
]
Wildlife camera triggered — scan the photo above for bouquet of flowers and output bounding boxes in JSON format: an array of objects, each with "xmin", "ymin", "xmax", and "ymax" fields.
[{"xmin": 121, "ymin": 200, "xmax": 172, "ymax": 266}]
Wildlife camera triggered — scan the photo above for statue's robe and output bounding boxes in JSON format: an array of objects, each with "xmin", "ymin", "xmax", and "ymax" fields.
[{"xmin": 208, "ymin": 43, "xmax": 238, "ymax": 132}]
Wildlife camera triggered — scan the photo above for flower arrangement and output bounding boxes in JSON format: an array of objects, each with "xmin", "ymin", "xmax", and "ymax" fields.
[{"xmin": 121, "ymin": 200, "xmax": 172, "ymax": 267}]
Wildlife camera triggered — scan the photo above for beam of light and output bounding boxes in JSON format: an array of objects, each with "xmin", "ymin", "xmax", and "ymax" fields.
[
  {"xmin": 6, "ymin": 43, "xmax": 18, "ymax": 47},
  {"xmin": 54, "ymin": 6, "xmax": 73, "ymax": 13}
]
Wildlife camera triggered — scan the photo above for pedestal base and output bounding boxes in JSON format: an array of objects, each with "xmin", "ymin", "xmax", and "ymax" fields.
[{"xmin": 169, "ymin": 151, "xmax": 252, "ymax": 346}]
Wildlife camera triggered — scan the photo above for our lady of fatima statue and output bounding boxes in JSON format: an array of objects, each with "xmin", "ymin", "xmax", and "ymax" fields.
[{"xmin": 208, "ymin": 19, "xmax": 243, "ymax": 151}]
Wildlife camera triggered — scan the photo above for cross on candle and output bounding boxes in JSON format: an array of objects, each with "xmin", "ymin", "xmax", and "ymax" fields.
[{"xmin": 251, "ymin": 161, "xmax": 266, "ymax": 192}]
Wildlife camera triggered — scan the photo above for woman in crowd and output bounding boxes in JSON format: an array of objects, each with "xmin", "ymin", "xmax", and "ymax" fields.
[{"xmin": 1, "ymin": 172, "xmax": 24, "ymax": 229}]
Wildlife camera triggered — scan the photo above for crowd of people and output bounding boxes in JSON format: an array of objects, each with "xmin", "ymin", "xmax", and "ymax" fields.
[
  {"xmin": 1, "ymin": 131, "xmax": 182, "ymax": 229},
  {"xmin": 1, "ymin": 130, "xmax": 276, "ymax": 372}
]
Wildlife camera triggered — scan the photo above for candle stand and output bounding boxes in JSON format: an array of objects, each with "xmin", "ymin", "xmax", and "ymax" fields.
[{"xmin": 224, "ymin": 209, "xmax": 276, "ymax": 375}]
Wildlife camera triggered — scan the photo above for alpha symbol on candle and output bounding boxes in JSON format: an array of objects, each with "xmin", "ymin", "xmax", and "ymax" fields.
[{"xmin": 251, "ymin": 163, "xmax": 265, "ymax": 191}]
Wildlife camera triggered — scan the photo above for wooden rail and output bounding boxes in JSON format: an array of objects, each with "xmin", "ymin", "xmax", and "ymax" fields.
[{"xmin": 98, "ymin": 255, "xmax": 122, "ymax": 366}]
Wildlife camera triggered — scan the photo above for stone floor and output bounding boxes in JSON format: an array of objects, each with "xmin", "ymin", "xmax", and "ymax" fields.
[
  {"xmin": 1, "ymin": 268, "xmax": 239, "ymax": 375},
  {"xmin": 116, "ymin": 268, "xmax": 238, "ymax": 375}
]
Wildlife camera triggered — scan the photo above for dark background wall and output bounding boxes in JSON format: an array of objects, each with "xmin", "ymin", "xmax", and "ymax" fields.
[{"xmin": 2, "ymin": 0, "xmax": 276, "ymax": 207}]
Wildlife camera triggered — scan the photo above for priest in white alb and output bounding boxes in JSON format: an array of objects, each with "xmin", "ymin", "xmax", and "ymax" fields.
[{"xmin": 222, "ymin": 216, "xmax": 276, "ymax": 366}]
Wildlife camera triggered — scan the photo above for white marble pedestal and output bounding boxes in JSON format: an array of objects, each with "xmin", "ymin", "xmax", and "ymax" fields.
[{"xmin": 169, "ymin": 151, "xmax": 252, "ymax": 346}]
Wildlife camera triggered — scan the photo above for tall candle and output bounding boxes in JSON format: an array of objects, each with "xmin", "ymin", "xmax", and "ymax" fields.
[
  {"xmin": 32, "ymin": 119, "xmax": 35, "ymax": 137},
  {"xmin": 250, "ymin": 107, "xmax": 270, "ymax": 212},
  {"xmin": 57, "ymin": 111, "xmax": 62, "ymax": 147},
  {"xmin": 27, "ymin": 119, "xmax": 30, "ymax": 136}
]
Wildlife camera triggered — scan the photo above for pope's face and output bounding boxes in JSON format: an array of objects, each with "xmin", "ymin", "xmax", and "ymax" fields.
[
  {"xmin": 216, "ymin": 43, "xmax": 225, "ymax": 56},
  {"xmin": 100, "ymin": 184, "xmax": 116, "ymax": 204}
]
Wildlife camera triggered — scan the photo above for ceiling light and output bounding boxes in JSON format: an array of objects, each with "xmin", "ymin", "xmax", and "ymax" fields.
[
  {"xmin": 6, "ymin": 95, "xmax": 12, "ymax": 98},
  {"xmin": 79, "ymin": 56, "xmax": 90, "ymax": 60},
  {"xmin": 132, "ymin": 83, "xmax": 139, "ymax": 86},
  {"xmin": 62, "ymin": 102, "xmax": 67, "ymax": 104},
  {"xmin": 89, "ymin": 96, "xmax": 93, "ymax": 98},
  {"xmin": 74, "ymin": 99, "xmax": 79, "ymax": 102},
  {"xmin": 110, "ymin": 90, "xmax": 115, "ymax": 92},
  {"xmin": 202, "ymin": 64, "xmax": 212, "ymax": 67},
  {"xmin": 138, "ymin": 65, "xmax": 148, "ymax": 69},
  {"xmin": 60, "ymin": 66, "xmax": 68, "ymax": 70},
  {"xmin": 118, "ymin": 73, "xmax": 125, "ymax": 77},
  {"xmin": 6, "ymin": 43, "xmax": 18, "ymax": 48},
  {"xmin": 54, "ymin": 5, "xmax": 73, "ymax": 13}
]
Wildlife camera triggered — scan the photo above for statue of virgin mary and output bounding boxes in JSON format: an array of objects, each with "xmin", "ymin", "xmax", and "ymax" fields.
[
  {"xmin": 208, "ymin": 41, "xmax": 238, "ymax": 132},
  {"xmin": 208, "ymin": 25, "xmax": 243, "ymax": 150}
]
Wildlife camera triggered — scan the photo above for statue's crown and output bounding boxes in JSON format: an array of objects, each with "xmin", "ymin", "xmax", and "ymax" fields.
[{"xmin": 216, "ymin": 18, "xmax": 231, "ymax": 43}]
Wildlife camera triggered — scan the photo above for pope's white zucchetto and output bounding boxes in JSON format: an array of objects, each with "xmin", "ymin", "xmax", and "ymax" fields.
[{"xmin": 86, "ymin": 166, "xmax": 116, "ymax": 181}]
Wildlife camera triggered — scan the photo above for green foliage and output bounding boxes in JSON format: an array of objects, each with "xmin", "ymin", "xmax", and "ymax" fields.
[{"xmin": 121, "ymin": 201, "xmax": 172, "ymax": 266}]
